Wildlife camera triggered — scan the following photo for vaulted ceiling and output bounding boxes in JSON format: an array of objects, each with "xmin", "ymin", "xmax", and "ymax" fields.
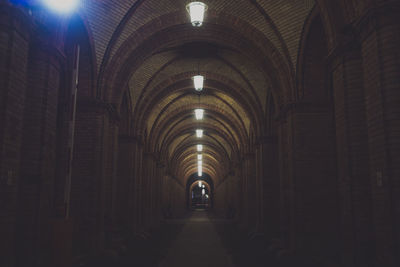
[{"xmin": 79, "ymin": 0, "xmax": 316, "ymax": 187}]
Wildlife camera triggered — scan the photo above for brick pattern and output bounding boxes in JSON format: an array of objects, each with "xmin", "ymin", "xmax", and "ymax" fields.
[
  {"xmin": 1, "ymin": 1, "xmax": 400, "ymax": 267},
  {"xmin": 0, "ymin": 5, "xmax": 30, "ymax": 267},
  {"xmin": 358, "ymin": 4, "xmax": 400, "ymax": 265},
  {"xmin": 16, "ymin": 36, "xmax": 62, "ymax": 266},
  {"xmin": 331, "ymin": 43, "xmax": 374, "ymax": 265}
]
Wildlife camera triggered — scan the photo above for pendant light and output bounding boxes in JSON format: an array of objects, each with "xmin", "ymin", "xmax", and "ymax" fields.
[{"xmin": 186, "ymin": 2, "xmax": 208, "ymax": 27}]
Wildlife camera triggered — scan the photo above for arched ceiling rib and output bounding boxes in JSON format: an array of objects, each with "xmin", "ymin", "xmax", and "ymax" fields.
[
  {"xmin": 84, "ymin": 0, "xmax": 315, "ymax": 72},
  {"xmin": 81, "ymin": 0, "xmax": 316, "ymax": 187}
]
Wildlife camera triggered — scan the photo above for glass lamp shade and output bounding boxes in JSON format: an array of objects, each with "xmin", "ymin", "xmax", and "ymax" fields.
[
  {"xmin": 195, "ymin": 109, "xmax": 204, "ymax": 120},
  {"xmin": 193, "ymin": 75, "xmax": 204, "ymax": 91},
  {"xmin": 186, "ymin": 2, "xmax": 208, "ymax": 27},
  {"xmin": 196, "ymin": 129, "xmax": 203, "ymax": 138},
  {"xmin": 197, "ymin": 144, "xmax": 203, "ymax": 152},
  {"xmin": 42, "ymin": 0, "xmax": 79, "ymax": 13}
]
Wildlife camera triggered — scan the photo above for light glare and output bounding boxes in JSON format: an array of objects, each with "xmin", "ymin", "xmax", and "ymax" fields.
[
  {"xmin": 197, "ymin": 144, "xmax": 203, "ymax": 152},
  {"xmin": 195, "ymin": 109, "xmax": 204, "ymax": 120},
  {"xmin": 197, "ymin": 154, "xmax": 202, "ymax": 160},
  {"xmin": 42, "ymin": 0, "xmax": 79, "ymax": 13},
  {"xmin": 193, "ymin": 75, "xmax": 204, "ymax": 91},
  {"xmin": 186, "ymin": 2, "xmax": 207, "ymax": 27},
  {"xmin": 196, "ymin": 129, "xmax": 203, "ymax": 138}
]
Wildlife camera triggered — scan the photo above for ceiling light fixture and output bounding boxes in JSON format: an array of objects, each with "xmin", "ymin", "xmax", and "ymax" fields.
[
  {"xmin": 197, "ymin": 144, "xmax": 203, "ymax": 152},
  {"xmin": 197, "ymin": 154, "xmax": 202, "ymax": 160},
  {"xmin": 196, "ymin": 129, "xmax": 203, "ymax": 138},
  {"xmin": 186, "ymin": 2, "xmax": 208, "ymax": 27},
  {"xmin": 42, "ymin": 0, "xmax": 79, "ymax": 13},
  {"xmin": 195, "ymin": 109, "xmax": 204, "ymax": 120},
  {"xmin": 193, "ymin": 75, "xmax": 204, "ymax": 92}
]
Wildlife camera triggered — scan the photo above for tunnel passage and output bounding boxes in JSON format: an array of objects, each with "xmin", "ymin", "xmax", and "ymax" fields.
[
  {"xmin": 186, "ymin": 173, "xmax": 214, "ymax": 210},
  {"xmin": 1, "ymin": 1, "xmax": 399, "ymax": 267}
]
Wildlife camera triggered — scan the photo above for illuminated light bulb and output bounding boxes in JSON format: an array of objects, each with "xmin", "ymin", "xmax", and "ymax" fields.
[
  {"xmin": 42, "ymin": 0, "xmax": 79, "ymax": 13},
  {"xmin": 195, "ymin": 109, "xmax": 204, "ymax": 120},
  {"xmin": 197, "ymin": 154, "xmax": 202, "ymax": 160},
  {"xmin": 196, "ymin": 129, "xmax": 203, "ymax": 138},
  {"xmin": 186, "ymin": 2, "xmax": 208, "ymax": 27},
  {"xmin": 197, "ymin": 144, "xmax": 203, "ymax": 152},
  {"xmin": 199, "ymin": 181, "xmax": 202, "ymax": 187},
  {"xmin": 193, "ymin": 75, "xmax": 204, "ymax": 91},
  {"xmin": 202, "ymin": 188, "xmax": 205, "ymax": 195}
]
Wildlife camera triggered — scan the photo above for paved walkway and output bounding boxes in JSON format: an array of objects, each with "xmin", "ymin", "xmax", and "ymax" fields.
[{"xmin": 158, "ymin": 210, "xmax": 236, "ymax": 267}]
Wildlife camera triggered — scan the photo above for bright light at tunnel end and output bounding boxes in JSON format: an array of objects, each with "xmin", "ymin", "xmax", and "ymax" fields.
[{"xmin": 42, "ymin": 0, "xmax": 79, "ymax": 13}]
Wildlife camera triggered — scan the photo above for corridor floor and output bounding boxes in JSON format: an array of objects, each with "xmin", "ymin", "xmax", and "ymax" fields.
[{"xmin": 158, "ymin": 210, "xmax": 236, "ymax": 267}]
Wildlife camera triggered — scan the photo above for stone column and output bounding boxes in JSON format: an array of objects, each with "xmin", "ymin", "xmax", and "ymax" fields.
[
  {"xmin": 134, "ymin": 141, "xmax": 144, "ymax": 233},
  {"xmin": 329, "ymin": 38, "xmax": 373, "ymax": 267},
  {"xmin": 116, "ymin": 135, "xmax": 137, "ymax": 234},
  {"xmin": 356, "ymin": 3, "xmax": 400, "ymax": 265},
  {"xmin": 259, "ymin": 136, "xmax": 280, "ymax": 239},
  {"xmin": 0, "ymin": 4, "xmax": 31, "ymax": 266},
  {"xmin": 16, "ymin": 29, "xmax": 64, "ymax": 267},
  {"xmin": 282, "ymin": 102, "xmax": 339, "ymax": 262},
  {"xmin": 69, "ymin": 99, "xmax": 116, "ymax": 255}
]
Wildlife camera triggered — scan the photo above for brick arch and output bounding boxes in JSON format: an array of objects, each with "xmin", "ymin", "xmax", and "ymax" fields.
[
  {"xmin": 132, "ymin": 62, "xmax": 264, "ymax": 134},
  {"xmin": 172, "ymin": 141, "xmax": 229, "ymax": 184},
  {"xmin": 148, "ymin": 95, "xmax": 248, "ymax": 152},
  {"xmin": 149, "ymin": 96, "xmax": 246, "ymax": 150},
  {"xmin": 291, "ymin": 6, "xmax": 341, "ymax": 262},
  {"xmin": 133, "ymin": 73, "xmax": 259, "ymax": 141},
  {"xmin": 100, "ymin": 11, "xmax": 294, "ymax": 109},
  {"xmin": 63, "ymin": 15, "xmax": 97, "ymax": 98},
  {"xmin": 174, "ymin": 148, "xmax": 224, "ymax": 183},
  {"xmin": 315, "ymin": 0, "xmax": 348, "ymax": 50},
  {"xmin": 158, "ymin": 120, "xmax": 239, "ymax": 162},
  {"xmin": 297, "ymin": 10, "xmax": 330, "ymax": 103},
  {"xmin": 171, "ymin": 136, "xmax": 231, "ymax": 172}
]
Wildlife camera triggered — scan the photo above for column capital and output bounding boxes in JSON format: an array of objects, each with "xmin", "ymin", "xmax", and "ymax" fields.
[
  {"xmin": 327, "ymin": 32, "xmax": 361, "ymax": 69},
  {"xmin": 255, "ymin": 135, "xmax": 278, "ymax": 146},
  {"xmin": 277, "ymin": 102, "xmax": 330, "ymax": 120},
  {"xmin": 77, "ymin": 98, "xmax": 120, "ymax": 122},
  {"xmin": 118, "ymin": 134, "xmax": 143, "ymax": 144}
]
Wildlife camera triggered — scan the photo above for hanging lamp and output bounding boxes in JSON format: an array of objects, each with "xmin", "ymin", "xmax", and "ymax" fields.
[{"xmin": 186, "ymin": 2, "xmax": 208, "ymax": 27}]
